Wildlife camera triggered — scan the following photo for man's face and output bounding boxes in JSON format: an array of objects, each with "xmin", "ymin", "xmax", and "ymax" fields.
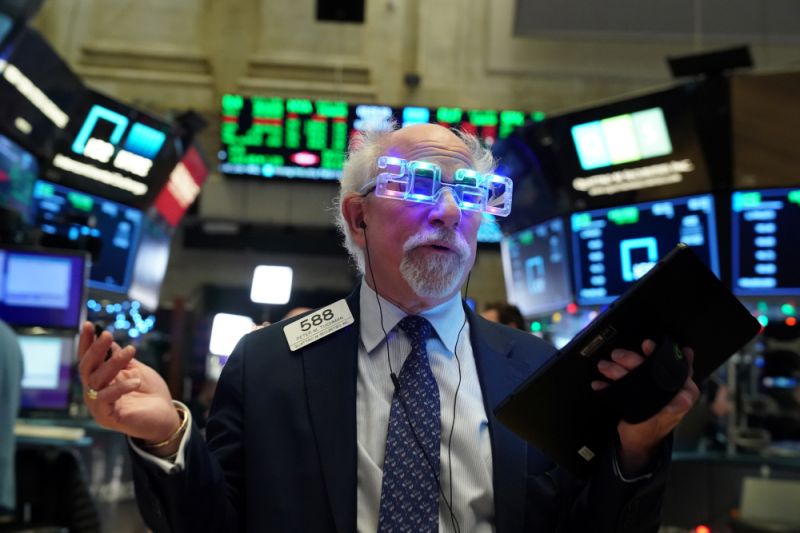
[{"xmin": 359, "ymin": 125, "xmax": 482, "ymax": 311}]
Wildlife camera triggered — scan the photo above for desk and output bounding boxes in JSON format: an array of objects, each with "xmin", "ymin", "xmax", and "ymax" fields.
[
  {"xmin": 662, "ymin": 451, "xmax": 800, "ymax": 530},
  {"xmin": 14, "ymin": 419, "xmax": 146, "ymax": 533}
]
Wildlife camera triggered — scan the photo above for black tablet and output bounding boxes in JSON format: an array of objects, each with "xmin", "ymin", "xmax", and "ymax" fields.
[{"xmin": 494, "ymin": 244, "xmax": 761, "ymax": 477}]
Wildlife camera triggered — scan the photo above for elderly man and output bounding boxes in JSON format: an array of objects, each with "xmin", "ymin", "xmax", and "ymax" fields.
[{"xmin": 77, "ymin": 123, "xmax": 698, "ymax": 532}]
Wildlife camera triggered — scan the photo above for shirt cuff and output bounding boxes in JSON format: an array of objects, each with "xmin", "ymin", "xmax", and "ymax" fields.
[
  {"xmin": 612, "ymin": 443, "xmax": 655, "ymax": 483},
  {"xmin": 128, "ymin": 400, "xmax": 192, "ymax": 474}
]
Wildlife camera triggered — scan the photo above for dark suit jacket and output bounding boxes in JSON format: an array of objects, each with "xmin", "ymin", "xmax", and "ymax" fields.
[{"xmin": 132, "ymin": 288, "xmax": 670, "ymax": 532}]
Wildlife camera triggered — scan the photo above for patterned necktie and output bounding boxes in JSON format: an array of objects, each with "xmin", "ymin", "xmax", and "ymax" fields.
[{"xmin": 378, "ymin": 315, "xmax": 440, "ymax": 533}]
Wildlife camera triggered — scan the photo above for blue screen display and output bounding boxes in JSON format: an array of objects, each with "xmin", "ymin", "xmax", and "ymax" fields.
[
  {"xmin": 732, "ymin": 188, "xmax": 800, "ymax": 295},
  {"xmin": 570, "ymin": 194, "xmax": 720, "ymax": 305},
  {"xmin": 31, "ymin": 180, "xmax": 143, "ymax": 294},
  {"xmin": 501, "ymin": 217, "xmax": 572, "ymax": 316}
]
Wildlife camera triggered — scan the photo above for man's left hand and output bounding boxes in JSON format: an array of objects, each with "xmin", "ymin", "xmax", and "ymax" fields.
[{"xmin": 591, "ymin": 339, "xmax": 701, "ymax": 475}]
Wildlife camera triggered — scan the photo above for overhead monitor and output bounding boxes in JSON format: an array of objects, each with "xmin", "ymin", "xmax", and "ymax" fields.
[
  {"xmin": 0, "ymin": 245, "xmax": 88, "ymax": 330},
  {"xmin": 219, "ymin": 94, "xmax": 542, "ymax": 181},
  {"xmin": 0, "ymin": 26, "xmax": 85, "ymax": 159},
  {"xmin": 501, "ymin": 217, "xmax": 572, "ymax": 316},
  {"xmin": 731, "ymin": 188, "xmax": 800, "ymax": 296},
  {"xmin": 0, "ymin": 132, "xmax": 37, "ymax": 220},
  {"xmin": 570, "ymin": 193, "xmax": 720, "ymax": 305},
  {"xmin": 543, "ymin": 82, "xmax": 716, "ymax": 211},
  {"xmin": 44, "ymin": 89, "xmax": 178, "ymax": 209},
  {"xmin": 18, "ymin": 333, "xmax": 75, "ymax": 413},
  {"xmin": 31, "ymin": 180, "xmax": 143, "ymax": 294},
  {"xmin": 127, "ymin": 215, "xmax": 172, "ymax": 311}
]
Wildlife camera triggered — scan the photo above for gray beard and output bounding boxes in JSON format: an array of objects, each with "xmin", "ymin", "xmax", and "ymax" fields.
[{"xmin": 399, "ymin": 248, "xmax": 467, "ymax": 298}]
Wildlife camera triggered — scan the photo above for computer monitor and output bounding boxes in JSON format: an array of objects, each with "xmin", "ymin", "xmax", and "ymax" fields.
[
  {"xmin": 0, "ymin": 246, "xmax": 88, "ymax": 330},
  {"xmin": 18, "ymin": 333, "xmax": 74, "ymax": 413},
  {"xmin": 127, "ymin": 215, "xmax": 172, "ymax": 311},
  {"xmin": 31, "ymin": 180, "xmax": 143, "ymax": 294},
  {"xmin": 731, "ymin": 188, "xmax": 800, "ymax": 295},
  {"xmin": 501, "ymin": 217, "xmax": 573, "ymax": 316},
  {"xmin": 0, "ymin": 132, "xmax": 37, "ymax": 221},
  {"xmin": 570, "ymin": 193, "xmax": 720, "ymax": 305}
]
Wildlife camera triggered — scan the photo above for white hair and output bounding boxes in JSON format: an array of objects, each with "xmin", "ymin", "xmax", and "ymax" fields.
[{"xmin": 333, "ymin": 123, "xmax": 497, "ymax": 273}]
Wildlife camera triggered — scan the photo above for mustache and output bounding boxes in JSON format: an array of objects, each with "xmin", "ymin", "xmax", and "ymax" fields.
[{"xmin": 403, "ymin": 228, "xmax": 471, "ymax": 259}]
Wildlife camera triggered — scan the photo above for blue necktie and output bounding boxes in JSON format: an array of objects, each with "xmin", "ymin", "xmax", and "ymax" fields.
[{"xmin": 378, "ymin": 315, "xmax": 440, "ymax": 533}]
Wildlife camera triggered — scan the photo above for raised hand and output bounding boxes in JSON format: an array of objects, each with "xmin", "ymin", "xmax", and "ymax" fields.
[{"xmin": 77, "ymin": 321, "xmax": 182, "ymax": 448}]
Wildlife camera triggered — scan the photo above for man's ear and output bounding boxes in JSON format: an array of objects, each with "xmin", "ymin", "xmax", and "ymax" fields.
[{"xmin": 341, "ymin": 194, "xmax": 367, "ymax": 247}]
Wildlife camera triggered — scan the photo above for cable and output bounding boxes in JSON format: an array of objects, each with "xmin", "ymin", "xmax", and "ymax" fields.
[{"xmin": 363, "ymin": 224, "xmax": 460, "ymax": 532}]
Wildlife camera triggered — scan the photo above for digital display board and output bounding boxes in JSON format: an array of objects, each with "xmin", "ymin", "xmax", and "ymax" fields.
[
  {"xmin": 0, "ymin": 246, "xmax": 87, "ymax": 330},
  {"xmin": 31, "ymin": 180, "xmax": 143, "ymax": 294},
  {"xmin": 0, "ymin": 132, "xmax": 37, "ymax": 220},
  {"xmin": 45, "ymin": 89, "xmax": 178, "ymax": 209},
  {"xmin": 19, "ymin": 333, "xmax": 74, "ymax": 412},
  {"xmin": 731, "ymin": 188, "xmax": 800, "ymax": 295},
  {"xmin": 219, "ymin": 93, "xmax": 543, "ymax": 181},
  {"xmin": 542, "ymin": 82, "xmax": 714, "ymax": 211},
  {"xmin": 501, "ymin": 217, "xmax": 572, "ymax": 316},
  {"xmin": 570, "ymin": 193, "xmax": 719, "ymax": 305},
  {"xmin": 0, "ymin": 26, "xmax": 85, "ymax": 159}
]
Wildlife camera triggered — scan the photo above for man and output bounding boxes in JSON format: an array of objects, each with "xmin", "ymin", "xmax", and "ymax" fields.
[
  {"xmin": 0, "ymin": 319, "xmax": 23, "ymax": 523},
  {"xmin": 77, "ymin": 123, "xmax": 699, "ymax": 532},
  {"xmin": 480, "ymin": 302, "xmax": 526, "ymax": 331}
]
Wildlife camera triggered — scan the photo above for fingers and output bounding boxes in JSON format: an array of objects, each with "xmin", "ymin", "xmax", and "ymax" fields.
[
  {"xmin": 78, "ymin": 330, "xmax": 115, "ymax": 384},
  {"xmin": 78, "ymin": 321, "xmax": 96, "ymax": 360},
  {"xmin": 87, "ymin": 345, "xmax": 136, "ymax": 391},
  {"xmin": 92, "ymin": 377, "xmax": 142, "ymax": 404}
]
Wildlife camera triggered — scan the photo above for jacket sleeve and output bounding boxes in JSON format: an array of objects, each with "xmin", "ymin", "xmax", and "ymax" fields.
[{"xmin": 131, "ymin": 339, "xmax": 248, "ymax": 533}]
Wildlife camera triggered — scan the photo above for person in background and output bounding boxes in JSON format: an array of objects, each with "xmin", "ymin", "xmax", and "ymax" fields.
[
  {"xmin": 76, "ymin": 123, "xmax": 699, "ymax": 532},
  {"xmin": 0, "ymin": 319, "xmax": 23, "ymax": 524},
  {"xmin": 480, "ymin": 301, "xmax": 526, "ymax": 331}
]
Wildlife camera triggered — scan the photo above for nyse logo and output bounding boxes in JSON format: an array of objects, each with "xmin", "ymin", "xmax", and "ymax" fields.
[{"xmin": 72, "ymin": 105, "xmax": 166, "ymax": 179}]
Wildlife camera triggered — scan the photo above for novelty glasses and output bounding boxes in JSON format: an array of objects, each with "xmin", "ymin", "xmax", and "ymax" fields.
[{"xmin": 358, "ymin": 156, "xmax": 513, "ymax": 217}]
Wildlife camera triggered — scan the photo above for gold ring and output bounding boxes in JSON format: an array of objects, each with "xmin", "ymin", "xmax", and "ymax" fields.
[{"xmin": 87, "ymin": 387, "xmax": 99, "ymax": 400}]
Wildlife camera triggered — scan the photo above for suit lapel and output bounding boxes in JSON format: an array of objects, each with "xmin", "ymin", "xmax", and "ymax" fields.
[
  {"xmin": 468, "ymin": 308, "xmax": 531, "ymax": 533},
  {"xmin": 302, "ymin": 289, "xmax": 361, "ymax": 533}
]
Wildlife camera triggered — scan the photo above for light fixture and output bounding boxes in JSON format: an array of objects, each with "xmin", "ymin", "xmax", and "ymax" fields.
[{"xmin": 250, "ymin": 265, "xmax": 293, "ymax": 304}]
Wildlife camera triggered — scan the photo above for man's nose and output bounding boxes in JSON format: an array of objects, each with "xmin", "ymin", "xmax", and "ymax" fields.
[{"xmin": 428, "ymin": 187, "xmax": 462, "ymax": 228}]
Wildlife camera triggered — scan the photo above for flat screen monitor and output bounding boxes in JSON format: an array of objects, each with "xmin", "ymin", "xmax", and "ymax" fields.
[
  {"xmin": 219, "ymin": 94, "xmax": 542, "ymax": 181},
  {"xmin": 0, "ymin": 246, "xmax": 87, "ymax": 330},
  {"xmin": 0, "ymin": 26, "xmax": 85, "ymax": 159},
  {"xmin": 31, "ymin": 180, "xmax": 143, "ymax": 294},
  {"xmin": 501, "ymin": 217, "xmax": 572, "ymax": 316},
  {"xmin": 543, "ymin": 82, "xmax": 714, "ymax": 211},
  {"xmin": 731, "ymin": 188, "xmax": 800, "ymax": 295},
  {"xmin": 44, "ymin": 89, "xmax": 178, "ymax": 209},
  {"xmin": 127, "ymin": 215, "xmax": 172, "ymax": 310},
  {"xmin": 18, "ymin": 333, "xmax": 74, "ymax": 412},
  {"xmin": 570, "ymin": 193, "xmax": 720, "ymax": 305},
  {"xmin": 0, "ymin": 132, "xmax": 36, "ymax": 220}
]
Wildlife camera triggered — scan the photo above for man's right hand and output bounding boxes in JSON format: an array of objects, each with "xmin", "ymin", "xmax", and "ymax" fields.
[{"xmin": 78, "ymin": 321, "xmax": 183, "ymax": 453}]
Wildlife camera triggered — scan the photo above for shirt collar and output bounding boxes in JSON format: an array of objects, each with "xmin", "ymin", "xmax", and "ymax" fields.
[{"xmin": 359, "ymin": 281, "xmax": 466, "ymax": 355}]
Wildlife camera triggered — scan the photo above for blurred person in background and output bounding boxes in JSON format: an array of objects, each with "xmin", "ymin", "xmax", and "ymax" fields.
[{"xmin": 480, "ymin": 301, "xmax": 526, "ymax": 331}]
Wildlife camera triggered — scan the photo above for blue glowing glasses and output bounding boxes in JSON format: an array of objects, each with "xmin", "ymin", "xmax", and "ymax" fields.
[{"xmin": 358, "ymin": 156, "xmax": 513, "ymax": 217}]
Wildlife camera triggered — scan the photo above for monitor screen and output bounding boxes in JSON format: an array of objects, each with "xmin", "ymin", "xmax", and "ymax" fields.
[
  {"xmin": 501, "ymin": 217, "xmax": 572, "ymax": 316},
  {"xmin": 18, "ymin": 333, "xmax": 74, "ymax": 412},
  {"xmin": 0, "ymin": 26, "xmax": 85, "ymax": 159},
  {"xmin": 543, "ymin": 82, "xmax": 714, "ymax": 211},
  {"xmin": 44, "ymin": 89, "xmax": 178, "ymax": 209},
  {"xmin": 0, "ymin": 132, "xmax": 37, "ymax": 220},
  {"xmin": 0, "ymin": 246, "xmax": 87, "ymax": 330},
  {"xmin": 127, "ymin": 215, "xmax": 172, "ymax": 310},
  {"xmin": 31, "ymin": 180, "xmax": 143, "ymax": 293},
  {"xmin": 731, "ymin": 188, "xmax": 800, "ymax": 295},
  {"xmin": 219, "ymin": 94, "xmax": 542, "ymax": 181},
  {"xmin": 570, "ymin": 193, "xmax": 720, "ymax": 305}
]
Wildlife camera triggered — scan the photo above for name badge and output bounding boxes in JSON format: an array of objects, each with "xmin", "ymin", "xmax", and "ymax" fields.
[{"xmin": 283, "ymin": 299, "xmax": 355, "ymax": 351}]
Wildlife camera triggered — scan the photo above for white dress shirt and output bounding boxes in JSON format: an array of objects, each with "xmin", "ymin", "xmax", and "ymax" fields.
[{"xmin": 356, "ymin": 282, "xmax": 494, "ymax": 533}]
